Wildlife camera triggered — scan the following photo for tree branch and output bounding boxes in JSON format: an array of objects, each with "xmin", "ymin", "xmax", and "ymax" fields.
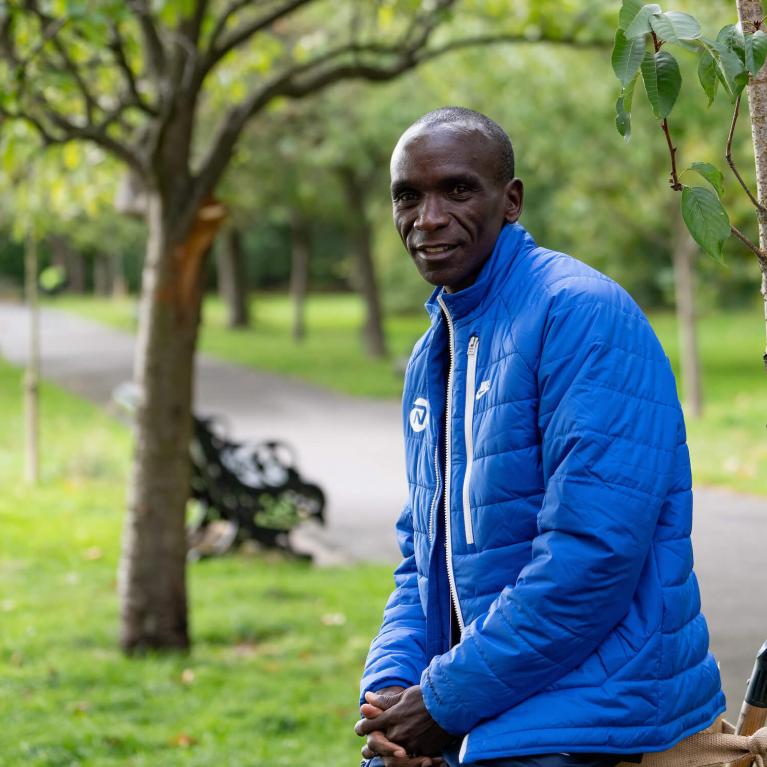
[
  {"xmin": 193, "ymin": 24, "xmax": 611, "ymax": 211},
  {"xmin": 50, "ymin": 35, "xmax": 98, "ymax": 123},
  {"xmin": 109, "ymin": 21, "xmax": 159, "ymax": 116},
  {"xmin": 0, "ymin": 104, "xmax": 65, "ymax": 146},
  {"xmin": 726, "ymin": 93, "xmax": 767, "ymax": 214},
  {"xmin": 35, "ymin": 98, "xmax": 144, "ymax": 174},
  {"xmin": 661, "ymin": 118, "xmax": 683, "ymax": 191},
  {"xmin": 179, "ymin": 0, "xmax": 208, "ymax": 48},
  {"xmin": 129, "ymin": 0, "xmax": 167, "ymax": 82},
  {"xmin": 731, "ymin": 223, "xmax": 767, "ymax": 265},
  {"xmin": 204, "ymin": 0, "xmax": 314, "ymax": 73}
]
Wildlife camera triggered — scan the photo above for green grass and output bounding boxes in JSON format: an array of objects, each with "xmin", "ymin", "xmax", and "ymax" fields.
[
  {"xmin": 0, "ymin": 361, "xmax": 392, "ymax": 766},
  {"xmin": 52, "ymin": 293, "xmax": 767, "ymax": 495}
]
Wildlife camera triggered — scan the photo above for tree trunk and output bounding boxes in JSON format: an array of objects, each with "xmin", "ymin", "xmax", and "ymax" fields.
[
  {"xmin": 50, "ymin": 235, "xmax": 87, "ymax": 293},
  {"xmin": 112, "ymin": 252, "xmax": 128, "ymax": 299},
  {"xmin": 338, "ymin": 170, "xmax": 387, "ymax": 358},
  {"xmin": 736, "ymin": 0, "xmax": 767, "ymax": 369},
  {"xmin": 94, "ymin": 255, "xmax": 112, "ymax": 296},
  {"xmin": 671, "ymin": 213, "xmax": 703, "ymax": 417},
  {"xmin": 117, "ymin": 194, "xmax": 226, "ymax": 652},
  {"xmin": 216, "ymin": 226, "xmax": 250, "ymax": 328},
  {"xmin": 290, "ymin": 211, "xmax": 310, "ymax": 342},
  {"xmin": 24, "ymin": 229, "xmax": 39, "ymax": 484}
]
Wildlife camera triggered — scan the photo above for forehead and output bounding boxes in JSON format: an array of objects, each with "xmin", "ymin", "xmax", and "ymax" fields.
[{"xmin": 390, "ymin": 123, "xmax": 498, "ymax": 186}]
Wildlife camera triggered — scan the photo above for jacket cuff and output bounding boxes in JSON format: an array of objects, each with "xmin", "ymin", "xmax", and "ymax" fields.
[{"xmin": 420, "ymin": 664, "xmax": 468, "ymax": 736}]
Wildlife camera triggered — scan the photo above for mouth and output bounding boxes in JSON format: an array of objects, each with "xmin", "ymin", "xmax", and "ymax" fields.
[{"xmin": 413, "ymin": 243, "xmax": 459, "ymax": 260}]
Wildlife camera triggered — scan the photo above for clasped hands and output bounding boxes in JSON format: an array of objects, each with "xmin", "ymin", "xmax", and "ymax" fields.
[{"xmin": 355, "ymin": 684, "xmax": 454, "ymax": 767}]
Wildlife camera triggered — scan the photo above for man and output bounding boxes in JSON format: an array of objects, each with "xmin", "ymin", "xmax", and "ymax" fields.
[{"xmin": 355, "ymin": 107, "xmax": 725, "ymax": 767}]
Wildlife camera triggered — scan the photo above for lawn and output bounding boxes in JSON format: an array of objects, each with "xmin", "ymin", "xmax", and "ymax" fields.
[
  {"xmin": 53, "ymin": 293, "xmax": 767, "ymax": 495},
  {"xmin": 0, "ymin": 360, "xmax": 392, "ymax": 766}
]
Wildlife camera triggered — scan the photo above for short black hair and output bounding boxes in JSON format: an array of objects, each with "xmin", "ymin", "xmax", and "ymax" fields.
[{"xmin": 408, "ymin": 106, "xmax": 515, "ymax": 181}]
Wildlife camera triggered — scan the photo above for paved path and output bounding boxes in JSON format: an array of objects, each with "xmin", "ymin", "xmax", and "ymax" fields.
[{"xmin": 1, "ymin": 300, "xmax": 764, "ymax": 719}]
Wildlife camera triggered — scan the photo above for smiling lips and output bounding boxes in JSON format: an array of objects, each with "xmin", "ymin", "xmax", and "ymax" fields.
[{"xmin": 414, "ymin": 243, "xmax": 458, "ymax": 259}]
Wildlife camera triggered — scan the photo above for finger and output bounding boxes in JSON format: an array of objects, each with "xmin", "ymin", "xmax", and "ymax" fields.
[
  {"xmin": 360, "ymin": 702, "xmax": 384, "ymax": 718},
  {"xmin": 361, "ymin": 744, "xmax": 375, "ymax": 759},
  {"xmin": 366, "ymin": 690, "xmax": 403, "ymax": 710},
  {"xmin": 356, "ymin": 711, "xmax": 392, "ymax": 736},
  {"xmin": 365, "ymin": 729, "xmax": 407, "ymax": 759}
]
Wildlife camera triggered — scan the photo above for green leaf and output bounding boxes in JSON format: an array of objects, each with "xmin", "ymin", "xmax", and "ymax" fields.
[
  {"xmin": 612, "ymin": 29, "xmax": 647, "ymax": 87},
  {"xmin": 717, "ymin": 24, "xmax": 745, "ymax": 63},
  {"xmin": 625, "ymin": 4, "xmax": 662, "ymax": 38},
  {"xmin": 623, "ymin": 73, "xmax": 638, "ymax": 112},
  {"xmin": 715, "ymin": 42, "xmax": 749, "ymax": 98},
  {"xmin": 697, "ymin": 47, "xmax": 719, "ymax": 105},
  {"xmin": 688, "ymin": 162, "xmax": 725, "ymax": 198},
  {"xmin": 616, "ymin": 96, "xmax": 632, "ymax": 141},
  {"xmin": 619, "ymin": 0, "xmax": 644, "ymax": 31},
  {"xmin": 745, "ymin": 30, "xmax": 767, "ymax": 75},
  {"xmin": 649, "ymin": 12, "xmax": 701, "ymax": 43},
  {"xmin": 641, "ymin": 49, "xmax": 682, "ymax": 118},
  {"xmin": 681, "ymin": 185, "xmax": 731, "ymax": 262}
]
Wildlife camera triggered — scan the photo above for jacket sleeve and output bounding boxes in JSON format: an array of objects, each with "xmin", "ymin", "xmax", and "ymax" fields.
[
  {"xmin": 420, "ymin": 284, "xmax": 681, "ymax": 735},
  {"xmin": 360, "ymin": 503, "xmax": 429, "ymax": 703}
]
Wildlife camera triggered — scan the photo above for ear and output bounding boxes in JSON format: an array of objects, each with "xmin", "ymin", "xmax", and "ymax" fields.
[{"xmin": 502, "ymin": 178, "xmax": 524, "ymax": 224}]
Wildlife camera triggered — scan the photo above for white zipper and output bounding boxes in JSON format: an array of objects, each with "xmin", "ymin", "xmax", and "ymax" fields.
[
  {"xmin": 462, "ymin": 335, "xmax": 479, "ymax": 545},
  {"xmin": 428, "ymin": 445, "xmax": 440, "ymax": 543},
  {"xmin": 436, "ymin": 293, "xmax": 465, "ymax": 635}
]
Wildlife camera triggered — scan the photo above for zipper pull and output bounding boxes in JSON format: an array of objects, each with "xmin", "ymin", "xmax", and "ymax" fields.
[{"xmin": 468, "ymin": 335, "xmax": 479, "ymax": 356}]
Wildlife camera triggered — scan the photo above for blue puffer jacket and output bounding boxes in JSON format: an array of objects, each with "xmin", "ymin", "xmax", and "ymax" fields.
[{"xmin": 361, "ymin": 223, "xmax": 724, "ymax": 764}]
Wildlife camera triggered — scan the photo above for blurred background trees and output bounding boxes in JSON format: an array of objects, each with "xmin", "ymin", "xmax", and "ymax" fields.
[{"xmin": 0, "ymin": 0, "xmax": 761, "ymax": 652}]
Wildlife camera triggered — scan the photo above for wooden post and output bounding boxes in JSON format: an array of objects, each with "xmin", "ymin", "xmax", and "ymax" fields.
[{"xmin": 24, "ymin": 228, "xmax": 40, "ymax": 484}]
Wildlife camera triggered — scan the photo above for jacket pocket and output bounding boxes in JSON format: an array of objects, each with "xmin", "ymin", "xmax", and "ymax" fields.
[{"xmin": 462, "ymin": 336, "xmax": 479, "ymax": 545}]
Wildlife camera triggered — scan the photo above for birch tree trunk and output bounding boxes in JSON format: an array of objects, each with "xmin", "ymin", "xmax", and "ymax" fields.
[
  {"xmin": 672, "ymin": 213, "xmax": 703, "ymax": 417},
  {"xmin": 118, "ymin": 193, "xmax": 226, "ymax": 652},
  {"xmin": 24, "ymin": 229, "xmax": 39, "ymax": 484},
  {"xmin": 735, "ymin": 0, "xmax": 767, "ymax": 369}
]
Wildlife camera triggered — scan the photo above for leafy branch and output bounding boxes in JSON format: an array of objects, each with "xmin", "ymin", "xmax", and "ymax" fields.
[{"xmin": 611, "ymin": 1, "xmax": 767, "ymax": 266}]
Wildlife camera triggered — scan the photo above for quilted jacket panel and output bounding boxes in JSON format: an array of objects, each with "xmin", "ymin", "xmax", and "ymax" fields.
[{"xmin": 361, "ymin": 224, "xmax": 724, "ymax": 762}]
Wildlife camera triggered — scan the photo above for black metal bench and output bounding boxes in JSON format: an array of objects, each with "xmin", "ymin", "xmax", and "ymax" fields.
[{"xmin": 187, "ymin": 415, "xmax": 325, "ymax": 558}]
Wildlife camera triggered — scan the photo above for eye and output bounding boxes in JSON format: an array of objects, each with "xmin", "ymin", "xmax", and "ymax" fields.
[
  {"xmin": 449, "ymin": 184, "xmax": 472, "ymax": 198},
  {"xmin": 392, "ymin": 190, "xmax": 418, "ymax": 203}
]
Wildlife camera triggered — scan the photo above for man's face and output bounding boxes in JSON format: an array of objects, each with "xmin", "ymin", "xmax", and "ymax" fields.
[{"xmin": 390, "ymin": 123, "xmax": 523, "ymax": 293}]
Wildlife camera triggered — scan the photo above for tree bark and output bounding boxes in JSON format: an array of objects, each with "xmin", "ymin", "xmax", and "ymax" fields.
[
  {"xmin": 671, "ymin": 213, "xmax": 703, "ymax": 417},
  {"xmin": 112, "ymin": 252, "xmax": 128, "ymax": 299},
  {"xmin": 117, "ymin": 194, "xmax": 226, "ymax": 652},
  {"xmin": 216, "ymin": 226, "xmax": 250, "ymax": 328},
  {"xmin": 290, "ymin": 210, "xmax": 310, "ymax": 342},
  {"xmin": 24, "ymin": 229, "xmax": 40, "ymax": 484},
  {"xmin": 94, "ymin": 255, "xmax": 112, "ymax": 296},
  {"xmin": 338, "ymin": 169, "xmax": 388, "ymax": 358},
  {"xmin": 50, "ymin": 235, "xmax": 87, "ymax": 293},
  {"xmin": 735, "ymin": 0, "xmax": 767, "ymax": 369}
]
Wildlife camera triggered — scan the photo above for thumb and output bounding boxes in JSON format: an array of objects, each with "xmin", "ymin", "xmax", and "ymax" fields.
[{"xmin": 360, "ymin": 702, "xmax": 384, "ymax": 719}]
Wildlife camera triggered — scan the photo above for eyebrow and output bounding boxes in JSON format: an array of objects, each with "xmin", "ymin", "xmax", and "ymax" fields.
[{"xmin": 391, "ymin": 172, "xmax": 483, "ymax": 197}]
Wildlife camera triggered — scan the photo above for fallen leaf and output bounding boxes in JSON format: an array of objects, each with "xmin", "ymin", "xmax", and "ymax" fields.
[
  {"xmin": 84, "ymin": 547, "xmax": 103, "ymax": 561},
  {"xmin": 170, "ymin": 733, "xmax": 197, "ymax": 748},
  {"xmin": 180, "ymin": 668, "xmax": 195, "ymax": 685}
]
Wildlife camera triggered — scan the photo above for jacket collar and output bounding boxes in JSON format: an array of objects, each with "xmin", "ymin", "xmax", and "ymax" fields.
[{"xmin": 424, "ymin": 222, "xmax": 531, "ymax": 323}]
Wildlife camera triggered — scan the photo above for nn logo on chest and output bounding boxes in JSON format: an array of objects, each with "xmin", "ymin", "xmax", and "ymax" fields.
[{"xmin": 409, "ymin": 397, "xmax": 430, "ymax": 433}]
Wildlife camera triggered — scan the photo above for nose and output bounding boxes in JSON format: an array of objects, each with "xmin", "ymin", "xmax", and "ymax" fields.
[{"xmin": 414, "ymin": 195, "xmax": 449, "ymax": 231}]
